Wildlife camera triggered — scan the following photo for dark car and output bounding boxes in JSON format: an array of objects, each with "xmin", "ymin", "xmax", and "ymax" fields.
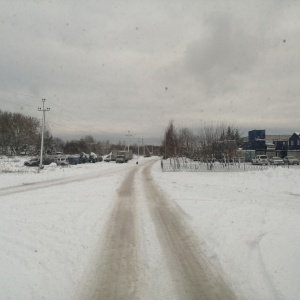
[
  {"xmin": 89, "ymin": 153, "xmax": 98, "ymax": 163},
  {"xmin": 24, "ymin": 157, "xmax": 54, "ymax": 166},
  {"xmin": 79, "ymin": 152, "xmax": 89, "ymax": 164},
  {"xmin": 67, "ymin": 156, "xmax": 79, "ymax": 165},
  {"xmin": 283, "ymin": 156, "xmax": 299, "ymax": 165},
  {"xmin": 42, "ymin": 157, "xmax": 55, "ymax": 165}
]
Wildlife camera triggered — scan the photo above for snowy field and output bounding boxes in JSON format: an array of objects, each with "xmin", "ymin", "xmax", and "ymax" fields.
[
  {"xmin": 153, "ymin": 164, "xmax": 300, "ymax": 300},
  {"xmin": 0, "ymin": 156, "xmax": 300, "ymax": 299}
]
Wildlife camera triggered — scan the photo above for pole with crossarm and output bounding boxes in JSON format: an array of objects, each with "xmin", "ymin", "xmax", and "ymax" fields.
[
  {"xmin": 38, "ymin": 99, "xmax": 50, "ymax": 169},
  {"xmin": 126, "ymin": 130, "xmax": 132, "ymax": 152}
]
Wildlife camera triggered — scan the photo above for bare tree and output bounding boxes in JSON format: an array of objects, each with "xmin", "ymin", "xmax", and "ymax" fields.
[
  {"xmin": 195, "ymin": 123, "xmax": 243, "ymax": 160},
  {"xmin": 177, "ymin": 127, "xmax": 195, "ymax": 157},
  {"xmin": 52, "ymin": 137, "xmax": 65, "ymax": 153},
  {"xmin": 0, "ymin": 110, "xmax": 40, "ymax": 155},
  {"xmin": 162, "ymin": 121, "xmax": 179, "ymax": 158}
]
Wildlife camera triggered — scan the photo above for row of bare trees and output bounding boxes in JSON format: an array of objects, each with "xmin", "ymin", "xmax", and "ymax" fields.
[
  {"xmin": 1, "ymin": 110, "xmax": 40, "ymax": 155},
  {"xmin": 63, "ymin": 135, "xmax": 128, "ymax": 155},
  {"xmin": 0, "ymin": 109, "xmax": 143, "ymax": 157},
  {"xmin": 0, "ymin": 109, "xmax": 65, "ymax": 155},
  {"xmin": 161, "ymin": 121, "xmax": 243, "ymax": 160}
]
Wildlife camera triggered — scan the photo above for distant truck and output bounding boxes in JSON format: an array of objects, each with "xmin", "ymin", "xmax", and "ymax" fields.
[
  {"xmin": 105, "ymin": 150, "xmax": 133, "ymax": 162},
  {"xmin": 117, "ymin": 150, "xmax": 132, "ymax": 162}
]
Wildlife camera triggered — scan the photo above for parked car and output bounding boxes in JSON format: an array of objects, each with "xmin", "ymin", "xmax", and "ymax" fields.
[
  {"xmin": 67, "ymin": 156, "xmax": 79, "ymax": 165},
  {"xmin": 24, "ymin": 157, "xmax": 54, "ymax": 166},
  {"xmin": 24, "ymin": 158, "xmax": 39, "ymax": 166},
  {"xmin": 283, "ymin": 156, "xmax": 300, "ymax": 165},
  {"xmin": 89, "ymin": 152, "xmax": 98, "ymax": 163},
  {"xmin": 116, "ymin": 155, "xmax": 126, "ymax": 163},
  {"xmin": 79, "ymin": 152, "xmax": 89, "ymax": 164},
  {"xmin": 268, "ymin": 156, "xmax": 284, "ymax": 165},
  {"xmin": 43, "ymin": 157, "xmax": 55, "ymax": 165},
  {"xmin": 55, "ymin": 157, "xmax": 69, "ymax": 166},
  {"xmin": 251, "ymin": 155, "xmax": 268, "ymax": 165}
]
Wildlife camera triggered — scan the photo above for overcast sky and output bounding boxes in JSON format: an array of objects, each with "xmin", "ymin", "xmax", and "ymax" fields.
[{"xmin": 0, "ymin": 0, "xmax": 299, "ymax": 145}]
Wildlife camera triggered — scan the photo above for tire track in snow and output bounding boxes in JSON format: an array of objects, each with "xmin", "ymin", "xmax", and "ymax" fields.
[
  {"xmin": 0, "ymin": 168, "xmax": 124, "ymax": 197},
  {"xmin": 79, "ymin": 165, "xmax": 140, "ymax": 300},
  {"xmin": 141, "ymin": 160, "xmax": 237, "ymax": 300}
]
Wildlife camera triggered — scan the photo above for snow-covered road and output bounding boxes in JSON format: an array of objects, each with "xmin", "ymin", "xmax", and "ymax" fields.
[
  {"xmin": 0, "ymin": 156, "xmax": 300, "ymax": 299},
  {"xmin": 78, "ymin": 159, "xmax": 235, "ymax": 300}
]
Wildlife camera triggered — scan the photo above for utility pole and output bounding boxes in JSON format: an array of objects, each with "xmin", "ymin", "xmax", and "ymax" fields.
[
  {"xmin": 137, "ymin": 138, "xmax": 141, "ymax": 157},
  {"xmin": 142, "ymin": 138, "xmax": 145, "ymax": 156},
  {"xmin": 164, "ymin": 133, "xmax": 166, "ymax": 158},
  {"xmin": 38, "ymin": 99, "xmax": 50, "ymax": 169},
  {"xmin": 126, "ymin": 130, "xmax": 132, "ymax": 152}
]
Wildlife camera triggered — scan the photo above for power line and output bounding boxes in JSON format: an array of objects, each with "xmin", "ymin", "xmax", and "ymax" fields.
[
  {"xmin": 0, "ymin": 87, "xmax": 140, "ymax": 142},
  {"xmin": 0, "ymin": 98, "xmax": 37, "ymax": 108},
  {"xmin": 47, "ymin": 99, "xmax": 85, "ymax": 118},
  {"xmin": 0, "ymin": 88, "xmax": 103, "ymax": 128},
  {"xmin": 0, "ymin": 88, "xmax": 39, "ymax": 99}
]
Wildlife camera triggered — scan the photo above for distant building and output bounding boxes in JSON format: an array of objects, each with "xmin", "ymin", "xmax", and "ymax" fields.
[
  {"xmin": 288, "ymin": 132, "xmax": 300, "ymax": 150},
  {"xmin": 265, "ymin": 134, "xmax": 290, "ymax": 144},
  {"xmin": 243, "ymin": 130, "xmax": 291, "ymax": 157},
  {"xmin": 266, "ymin": 135, "xmax": 289, "ymax": 158},
  {"xmin": 248, "ymin": 129, "xmax": 265, "ymax": 140},
  {"xmin": 244, "ymin": 130, "xmax": 266, "ymax": 155}
]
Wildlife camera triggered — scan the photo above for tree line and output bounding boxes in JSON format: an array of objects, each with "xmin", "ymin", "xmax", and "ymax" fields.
[
  {"xmin": 161, "ymin": 121, "xmax": 243, "ymax": 160},
  {"xmin": 1, "ymin": 110, "xmax": 40, "ymax": 155},
  {"xmin": 2, "ymin": 109, "xmax": 241, "ymax": 159},
  {"xmin": 0, "ymin": 109, "xmax": 139, "ymax": 156}
]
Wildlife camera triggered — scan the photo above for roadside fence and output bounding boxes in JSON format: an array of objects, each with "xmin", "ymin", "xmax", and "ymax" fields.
[{"xmin": 161, "ymin": 161, "xmax": 270, "ymax": 172}]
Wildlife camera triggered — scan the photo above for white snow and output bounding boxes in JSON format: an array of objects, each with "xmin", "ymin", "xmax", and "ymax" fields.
[
  {"xmin": 0, "ymin": 156, "xmax": 300, "ymax": 299},
  {"xmin": 152, "ymin": 164, "xmax": 300, "ymax": 300}
]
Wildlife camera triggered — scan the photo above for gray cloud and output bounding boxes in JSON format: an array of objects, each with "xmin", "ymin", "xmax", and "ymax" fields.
[
  {"xmin": 0, "ymin": 0, "xmax": 300, "ymax": 144},
  {"xmin": 184, "ymin": 13, "xmax": 265, "ymax": 95}
]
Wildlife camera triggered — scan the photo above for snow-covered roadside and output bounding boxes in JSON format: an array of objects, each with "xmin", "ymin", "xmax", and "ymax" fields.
[
  {"xmin": 0, "ymin": 157, "xmax": 135, "ymax": 300},
  {"xmin": 152, "ymin": 162, "xmax": 300, "ymax": 300},
  {"xmin": 0, "ymin": 156, "xmax": 129, "ymax": 189},
  {"xmin": 1, "ymin": 156, "xmax": 299, "ymax": 299}
]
